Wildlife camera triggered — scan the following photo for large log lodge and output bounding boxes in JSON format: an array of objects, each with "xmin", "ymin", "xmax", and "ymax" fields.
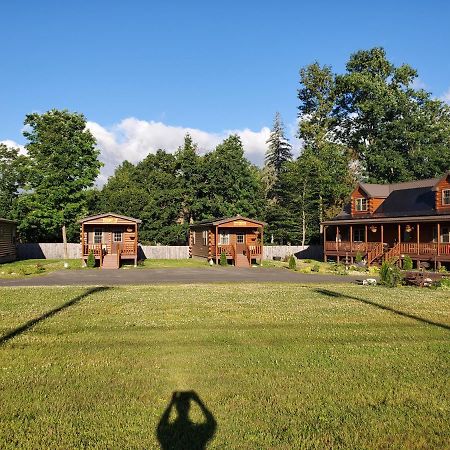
[
  {"xmin": 0, "ymin": 218, "xmax": 17, "ymax": 263},
  {"xmin": 189, "ymin": 216, "xmax": 265, "ymax": 267},
  {"xmin": 322, "ymin": 172, "xmax": 450, "ymax": 269},
  {"xmin": 80, "ymin": 213, "xmax": 141, "ymax": 269}
]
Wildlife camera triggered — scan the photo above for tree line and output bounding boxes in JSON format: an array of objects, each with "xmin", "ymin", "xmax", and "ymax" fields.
[{"xmin": 1, "ymin": 48, "xmax": 449, "ymax": 245}]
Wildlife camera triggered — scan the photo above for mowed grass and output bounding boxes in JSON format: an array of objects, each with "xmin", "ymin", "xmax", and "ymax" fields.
[{"xmin": 0, "ymin": 284, "xmax": 448, "ymax": 449}]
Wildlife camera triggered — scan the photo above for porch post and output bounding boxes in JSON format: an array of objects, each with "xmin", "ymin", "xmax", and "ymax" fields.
[
  {"xmin": 381, "ymin": 224, "xmax": 384, "ymax": 245},
  {"xmin": 350, "ymin": 225, "xmax": 353, "ymax": 253},
  {"xmin": 416, "ymin": 223, "xmax": 420, "ymax": 255},
  {"xmin": 215, "ymin": 226, "xmax": 219, "ymax": 264},
  {"xmin": 81, "ymin": 223, "xmax": 84, "ymax": 265},
  {"xmin": 323, "ymin": 226, "xmax": 327, "ymax": 262},
  {"xmin": 437, "ymin": 223, "xmax": 441, "ymax": 256},
  {"xmin": 135, "ymin": 223, "xmax": 138, "ymax": 267},
  {"xmin": 260, "ymin": 227, "xmax": 264, "ymax": 265},
  {"xmin": 398, "ymin": 224, "xmax": 401, "ymax": 244},
  {"xmin": 336, "ymin": 226, "xmax": 339, "ymax": 251},
  {"xmin": 365, "ymin": 224, "xmax": 368, "ymax": 253}
]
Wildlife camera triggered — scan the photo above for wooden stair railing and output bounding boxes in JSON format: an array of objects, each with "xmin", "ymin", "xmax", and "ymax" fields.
[
  {"xmin": 367, "ymin": 242, "xmax": 384, "ymax": 265},
  {"xmin": 383, "ymin": 243, "xmax": 401, "ymax": 263}
]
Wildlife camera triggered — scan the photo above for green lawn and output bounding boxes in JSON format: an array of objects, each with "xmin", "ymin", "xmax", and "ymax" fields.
[
  {"xmin": 0, "ymin": 284, "xmax": 448, "ymax": 449},
  {"xmin": 0, "ymin": 259, "xmax": 82, "ymax": 278}
]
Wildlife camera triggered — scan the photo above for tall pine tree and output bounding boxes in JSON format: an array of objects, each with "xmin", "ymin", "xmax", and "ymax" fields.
[{"xmin": 265, "ymin": 112, "xmax": 293, "ymax": 176}]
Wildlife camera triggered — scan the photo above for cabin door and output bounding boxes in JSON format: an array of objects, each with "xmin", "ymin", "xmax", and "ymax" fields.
[{"xmin": 235, "ymin": 231, "xmax": 246, "ymax": 255}]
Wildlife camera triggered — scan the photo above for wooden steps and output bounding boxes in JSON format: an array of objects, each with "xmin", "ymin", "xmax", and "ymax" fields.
[
  {"xmin": 235, "ymin": 253, "xmax": 250, "ymax": 267},
  {"xmin": 102, "ymin": 254, "xmax": 119, "ymax": 269}
]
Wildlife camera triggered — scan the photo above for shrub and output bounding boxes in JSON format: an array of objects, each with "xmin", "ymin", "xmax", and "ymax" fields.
[
  {"xmin": 220, "ymin": 251, "xmax": 228, "ymax": 266},
  {"xmin": 438, "ymin": 265, "xmax": 448, "ymax": 273},
  {"xmin": 311, "ymin": 263, "xmax": 320, "ymax": 272},
  {"xmin": 438, "ymin": 278, "xmax": 450, "ymax": 289},
  {"xmin": 288, "ymin": 255, "xmax": 296, "ymax": 270},
  {"xmin": 403, "ymin": 255, "xmax": 413, "ymax": 271},
  {"xmin": 35, "ymin": 263, "xmax": 45, "ymax": 273},
  {"xmin": 380, "ymin": 261, "xmax": 403, "ymax": 287},
  {"xmin": 87, "ymin": 250, "xmax": 96, "ymax": 268},
  {"xmin": 355, "ymin": 252, "xmax": 363, "ymax": 263}
]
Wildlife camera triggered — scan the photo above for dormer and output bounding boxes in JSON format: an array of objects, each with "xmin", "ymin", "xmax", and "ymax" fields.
[
  {"xmin": 350, "ymin": 183, "xmax": 389, "ymax": 216},
  {"xmin": 433, "ymin": 172, "xmax": 450, "ymax": 212}
]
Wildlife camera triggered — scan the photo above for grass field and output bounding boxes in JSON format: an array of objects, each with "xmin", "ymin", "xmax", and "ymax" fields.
[{"xmin": 0, "ymin": 284, "xmax": 449, "ymax": 449}]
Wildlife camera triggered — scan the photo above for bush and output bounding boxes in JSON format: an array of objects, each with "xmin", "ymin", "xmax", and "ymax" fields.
[
  {"xmin": 35, "ymin": 263, "xmax": 45, "ymax": 273},
  {"xmin": 380, "ymin": 261, "xmax": 403, "ymax": 287},
  {"xmin": 403, "ymin": 255, "xmax": 413, "ymax": 270},
  {"xmin": 438, "ymin": 278, "xmax": 450, "ymax": 289},
  {"xmin": 311, "ymin": 263, "xmax": 320, "ymax": 272},
  {"xmin": 288, "ymin": 255, "xmax": 296, "ymax": 270},
  {"xmin": 87, "ymin": 250, "xmax": 96, "ymax": 268},
  {"xmin": 220, "ymin": 251, "xmax": 228, "ymax": 266},
  {"xmin": 355, "ymin": 252, "xmax": 363, "ymax": 263}
]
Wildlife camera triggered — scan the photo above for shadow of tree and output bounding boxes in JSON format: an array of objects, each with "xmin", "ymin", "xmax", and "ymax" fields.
[
  {"xmin": 0, "ymin": 286, "xmax": 110, "ymax": 345},
  {"xmin": 157, "ymin": 391, "xmax": 216, "ymax": 450},
  {"xmin": 315, "ymin": 288, "xmax": 450, "ymax": 331}
]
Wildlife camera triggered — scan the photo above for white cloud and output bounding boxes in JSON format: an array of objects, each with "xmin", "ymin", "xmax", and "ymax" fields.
[
  {"xmin": 441, "ymin": 87, "xmax": 450, "ymax": 104},
  {"xmin": 86, "ymin": 118, "xmax": 272, "ymax": 184},
  {"xmin": 0, "ymin": 139, "xmax": 27, "ymax": 155},
  {"xmin": 411, "ymin": 77, "xmax": 427, "ymax": 90}
]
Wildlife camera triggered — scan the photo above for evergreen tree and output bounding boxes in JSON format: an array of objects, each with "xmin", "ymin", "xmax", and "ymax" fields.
[{"xmin": 265, "ymin": 112, "xmax": 292, "ymax": 176}]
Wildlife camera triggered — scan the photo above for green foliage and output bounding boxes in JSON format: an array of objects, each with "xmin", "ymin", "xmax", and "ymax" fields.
[
  {"xmin": 288, "ymin": 254, "xmax": 296, "ymax": 270},
  {"xmin": 437, "ymin": 278, "xmax": 450, "ymax": 289},
  {"xmin": 17, "ymin": 109, "xmax": 102, "ymax": 242},
  {"xmin": 86, "ymin": 250, "xmax": 96, "ymax": 268},
  {"xmin": 380, "ymin": 261, "xmax": 403, "ymax": 287},
  {"xmin": 311, "ymin": 263, "xmax": 320, "ymax": 272},
  {"xmin": 265, "ymin": 112, "xmax": 293, "ymax": 176},
  {"xmin": 403, "ymin": 255, "xmax": 413, "ymax": 271},
  {"xmin": 355, "ymin": 252, "xmax": 363, "ymax": 263},
  {"xmin": 220, "ymin": 251, "xmax": 228, "ymax": 266}
]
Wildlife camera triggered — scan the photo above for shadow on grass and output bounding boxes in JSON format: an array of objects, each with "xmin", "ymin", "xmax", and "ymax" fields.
[
  {"xmin": 315, "ymin": 288, "xmax": 450, "ymax": 331},
  {"xmin": 0, "ymin": 286, "xmax": 110, "ymax": 345},
  {"xmin": 157, "ymin": 391, "xmax": 216, "ymax": 450}
]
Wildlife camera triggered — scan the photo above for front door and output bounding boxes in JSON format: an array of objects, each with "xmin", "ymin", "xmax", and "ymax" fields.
[{"xmin": 236, "ymin": 232, "xmax": 246, "ymax": 255}]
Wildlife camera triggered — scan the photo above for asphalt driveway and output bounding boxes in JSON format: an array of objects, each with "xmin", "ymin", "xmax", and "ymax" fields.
[{"xmin": 0, "ymin": 267, "xmax": 367, "ymax": 287}]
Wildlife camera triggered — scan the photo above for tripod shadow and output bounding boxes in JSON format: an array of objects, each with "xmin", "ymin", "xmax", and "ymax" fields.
[{"xmin": 157, "ymin": 391, "xmax": 216, "ymax": 450}]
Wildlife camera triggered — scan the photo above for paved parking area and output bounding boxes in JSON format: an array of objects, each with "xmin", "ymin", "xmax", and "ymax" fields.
[{"xmin": 0, "ymin": 267, "xmax": 365, "ymax": 286}]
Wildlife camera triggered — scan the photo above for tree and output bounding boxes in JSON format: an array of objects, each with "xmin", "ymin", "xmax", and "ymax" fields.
[
  {"xmin": 296, "ymin": 62, "xmax": 354, "ymax": 243},
  {"xmin": 334, "ymin": 47, "xmax": 450, "ymax": 182},
  {"xmin": 0, "ymin": 143, "xmax": 27, "ymax": 219},
  {"xmin": 265, "ymin": 112, "xmax": 293, "ymax": 176},
  {"xmin": 202, "ymin": 135, "xmax": 265, "ymax": 220},
  {"xmin": 18, "ymin": 110, "xmax": 102, "ymax": 256}
]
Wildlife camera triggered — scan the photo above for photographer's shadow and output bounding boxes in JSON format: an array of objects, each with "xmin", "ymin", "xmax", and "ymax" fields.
[{"xmin": 157, "ymin": 391, "xmax": 216, "ymax": 450}]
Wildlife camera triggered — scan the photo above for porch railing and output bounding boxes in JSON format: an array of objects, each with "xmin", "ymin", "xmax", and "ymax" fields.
[
  {"xmin": 218, "ymin": 244, "xmax": 235, "ymax": 260},
  {"xmin": 324, "ymin": 242, "xmax": 378, "ymax": 252}
]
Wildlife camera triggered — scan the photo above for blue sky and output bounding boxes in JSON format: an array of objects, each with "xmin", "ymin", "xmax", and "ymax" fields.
[{"xmin": 1, "ymin": 0, "xmax": 449, "ymax": 181}]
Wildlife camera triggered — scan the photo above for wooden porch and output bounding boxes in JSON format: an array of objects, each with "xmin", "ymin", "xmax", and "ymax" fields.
[
  {"xmin": 323, "ymin": 221, "xmax": 450, "ymax": 267},
  {"xmin": 215, "ymin": 243, "xmax": 263, "ymax": 267}
]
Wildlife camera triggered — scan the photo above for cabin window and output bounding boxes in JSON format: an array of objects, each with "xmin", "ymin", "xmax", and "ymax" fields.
[
  {"xmin": 219, "ymin": 231, "xmax": 230, "ymax": 245},
  {"xmin": 443, "ymin": 189, "xmax": 450, "ymax": 206},
  {"xmin": 353, "ymin": 227, "xmax": 365, "ymax": 242},
  {"xmin": 355, "ymin": 198, "xmax": 368, "ymax": 212},
  {"xmin": 113, "ymin": 231, "xmax": 122, "ymax": 243},
  {"xmin": 94, "ymin": 229, "xmax": 103, "ymax": 244},
  {"xmin": 236, "ymin": 233, "xmax": 244, "ymax": 244},
  {"xmin": 442, "ymin": 227, "xmax": 450, "ymax": 243},
  {"xmin": 192, "ymin": 232, "xmax": 196, "ymax": 245},
  {"xmin": 202, "ymin": 230, "xmax": 208, "ymax": 246}
]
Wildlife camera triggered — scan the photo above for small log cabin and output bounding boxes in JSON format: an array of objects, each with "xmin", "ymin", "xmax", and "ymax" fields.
[
  {"xmin": 189, "ymin": 215, "xmax": 265, "ymax": 267},
  {"xmin": 0, "ymin": 218, "xmax": 17, "ymax": 263},
  {"xmin": 322, "ymin": 172, "xmax": 450, "ymax": 269},
  {"xmin": 80, "ymin": 213, "xmax": 141, "ymax": 269}
]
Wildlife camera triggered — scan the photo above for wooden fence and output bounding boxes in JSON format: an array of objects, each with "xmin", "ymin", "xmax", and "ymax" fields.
[{"xmin": 16, "ymin": 243, "xmax": 323, "ymax": 261}]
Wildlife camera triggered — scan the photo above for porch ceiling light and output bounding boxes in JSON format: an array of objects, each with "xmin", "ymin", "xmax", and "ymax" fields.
[{"xmin": 370, "ymin": 225, "xmax": 377, "ymax": 233}]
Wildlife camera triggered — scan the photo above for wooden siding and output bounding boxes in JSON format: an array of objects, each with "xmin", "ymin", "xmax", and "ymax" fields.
[
  {"xmin": 350, "ymin": 187, "xmax": 385, "ymax": 215},
  {"xmin": 435, "ymin": 175, "xmax": 450, "ymax": 212},
  {"xmin": 0, "ymin": 221, "xmax": 16, "ymax": 262},
  {"xmin": 190, "ymin": 226, "xmax": 211, "ymax": 258}
]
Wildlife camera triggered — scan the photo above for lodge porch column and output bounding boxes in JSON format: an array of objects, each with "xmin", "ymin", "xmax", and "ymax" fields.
[
  {"xmin": 323, "ymin": 225, "xmax": 327, "ymax": 262},
  {"xmin": 437, "ymin": 223, "xmax": 441, "ymax": 256},
  {"xmin": 381, "ymin": 224, "xmax": 384, "ymax": 245},
  {"xmin": 417, "ymin": 223, "xmax": 420, "ymax": 255},
  {"xmin": 215, "ymin": 226, "xmax": 219, "ymax": 264}
]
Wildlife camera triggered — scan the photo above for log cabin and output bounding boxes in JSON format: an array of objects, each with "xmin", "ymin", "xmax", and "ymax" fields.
[
  {"xmin": 0, "ymin": 218, "xmax": 17, "ymax": 263},
  {"xmin": 80, "ymin": 213, "xmax": 141, "ymax": 269},
  {"xmin": 189, "ymin": 215, "xmax": 265, "ymax": 267},
  {"xmin": 322, "ymin": 172, "xmax": 450, "ymax": 269}
]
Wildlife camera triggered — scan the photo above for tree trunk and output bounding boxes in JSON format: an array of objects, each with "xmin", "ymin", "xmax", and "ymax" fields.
[
  {"xmin": 62, "ymin": 224, "xmax": 68, "ymax": 260},
  {"xmin": 301, "ymin": 182, "xmax": 306, "ymax": 247}
]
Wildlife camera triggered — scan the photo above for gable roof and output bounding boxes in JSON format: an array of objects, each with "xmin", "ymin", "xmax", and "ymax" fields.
[
  {"xmin": 79, "ymin": 213, "xmax": 142, "ymax": 224},
  {"xmin": 359, "ymin": 177, "xmax": 440, "ymax": 198},
  {"xmin": 190, "ymin": 215, "xmax": 266, "ymax": 227},
  {"xmin": 326, "ymin": 172, "xmax": 450, "ymax": 223}
]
